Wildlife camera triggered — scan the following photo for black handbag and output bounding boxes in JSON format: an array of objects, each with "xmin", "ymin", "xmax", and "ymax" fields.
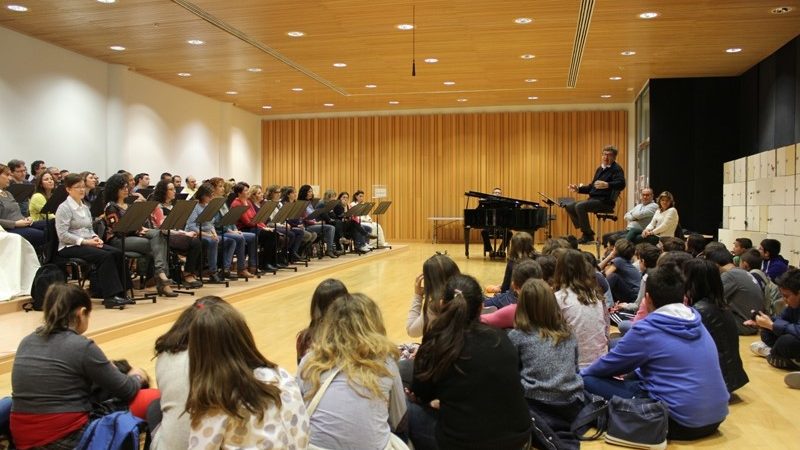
[{"xmin": 571, "ymin": 395, "xmax": 669, "ymax": 449}]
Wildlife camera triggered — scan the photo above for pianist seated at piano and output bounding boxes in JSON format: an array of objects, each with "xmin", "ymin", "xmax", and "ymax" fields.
[
  {"xmin": 480, "ymin": 187, "xmax": 511, "ymax": 255},
  {"xmin": 485, "ymin": 231, "xmax": 537, "ymax": 295}
]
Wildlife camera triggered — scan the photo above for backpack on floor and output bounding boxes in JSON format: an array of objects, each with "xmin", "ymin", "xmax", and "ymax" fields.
[
  {"xmin": 25, "ymin": 264, "xmax": 67, "ymax": 312},
  {"xmin": 750, "ymin": 269, "xmax": 783, "ymax": 314},
  {"xmin": 76, "ymin": 411, "xmax": 148, "ymax": 450}
]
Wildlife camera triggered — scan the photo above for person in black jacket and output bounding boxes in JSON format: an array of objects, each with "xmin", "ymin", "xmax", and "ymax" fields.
[
  {"xmin": 566, "ymin": 145, "xmax": 626, "ymax": 244},
  {"xmin": 683, "ymin": 258, "xmax": 749, "ymax": 393}
]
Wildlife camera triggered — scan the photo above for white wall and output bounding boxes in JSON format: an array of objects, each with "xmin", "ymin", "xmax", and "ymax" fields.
[{"xmin": 0, "ymin": 26, "xmax": 261, "ymax": 183}]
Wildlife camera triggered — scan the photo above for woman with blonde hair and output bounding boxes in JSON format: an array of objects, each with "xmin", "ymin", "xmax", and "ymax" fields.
[
  {"xmin": 298, "ymin": 293, "xmax": 407, "ymax": 449},
  {"xmin": 185, "ymin": 299, "xmax": 308, "ymax": 448},
  {"xmin": 553, "ymin": 249, "xmax": 609, "ymax": 368},
  {"xmin": 509, "ymin": 278, "xmax": 584, "ymax": 449}
]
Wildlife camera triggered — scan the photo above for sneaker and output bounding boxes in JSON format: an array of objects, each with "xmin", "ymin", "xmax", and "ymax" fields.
[
  {"xmin": 750, "ymin": 341, "xmax": 771, "ymax": 358},
  {"xmin": 785, "ymin": 372, "xmax": 800, "ymax": 389},
  {"xmin": 358, "ymin": 245, "xmax": 371, "ymax": 253}
]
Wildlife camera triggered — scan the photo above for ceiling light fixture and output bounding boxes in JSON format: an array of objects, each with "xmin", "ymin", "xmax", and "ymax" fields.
[
  {"xmin": 177, "ymin": 72, "xmax": 191, "ymax": 77},
  {"xmin": 332, "ymin": 62, "xmax": 347, "ymax": 68},
  {"xmin": 226, "ymin": 91, "xmax": 238, "ymax": 95},
  {"xmin": 262, "ymin": 105, "xmax": 272, "ymax": 110},
  {"xmin": 247, "ymin": 67, "xmax": 262, "ymax": 72},
  {"xmin": 443, "ymin": 81, "xmax": 456, "ymax": 86},
  {"xmin": 187, "ymin": 39, "xmax": 205, "ymax": 45},
  {"xmin": 620, "ymin": 50, "xmax": 636, "ymax": 56},
  {"xmin": 638, "ymin": 12, "xmax": 659, "ymax": 19},
  {"xmin": 109, "ymin": 45, "xmax": 126, "ymax": 51},
  {"xmin": 457, "ymin": 98, "xmax": 468, "ymax": 102},
  {"xmin": 520, "ymin": 54, "xmax": 536, "ymax": 60},
  {"xmin": 770, "ymin": 6, "xmax": 793, "ymax": 14},
  {"xmin": 527, "ymin": 96, "xmax": 539, "ymax": 100},
  {"xmin": 726, "ymin": 47, "xmax": 742, "ymax": 53},
  {"xmin": 524, "ymin": 78, "xmax": 538, "ymax": 83},
  {"xmin": 424, "ymin": 58, "xmax": 438, "ymax": 63},
  {"xmin": 287, "ymin": 31, "xmax": 305, "ymax": 37},
  {"xmin": 396, "ymin": 24, "xmax": 414, "ymax": 30},
  {"xmin": 601, "ymin": 94, "xmax": 612, "ymax": 98},
  {"xmin": 323, "ymin": 103, "xmax": 334, "ymax": 107},
  {"xmin": 365, "ymin": 84, "xmax": 377, "ymax": 88},
  {"xmin": 388, "ymin": 100, "xmax": 400, "ymax": 105},
  {"xmin": 609, "ymin": 76, "xmax": 622, "ymax": 80},
  {"xmin": 291, "ymin": 87, "xmax": 304, "ymax": 92},
  {"xmin": 7, "ymin": 4, "xmax": 28, "ymax": 11},
  {"xmin": 514, "ymin": 17, "xmax": 533, "ymax": 24}
]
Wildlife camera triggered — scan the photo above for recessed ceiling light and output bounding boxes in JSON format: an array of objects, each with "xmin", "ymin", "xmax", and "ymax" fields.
[
  {"xmin": 771, "ymin": 6, "xmax": 793, "ymax": 14},
  {"xmin": 287, "ymin": 31, "xmax": 306, "ymax": 37},
  {"xmin": 97, "ymin": 0, "xmax": 115, "ymax": 3},
  {"xmin": 527, "ymin": 96, "xmax": 539, "ymax": 100},
  {"xmin": 609, "ymin": 76, "xmax": 622, "ymax": 81},
  {"xmin": 226, "ymin": 91, "xmax": 238, "ymax": 95},
  {"xmin": 365, "ymin": 84, "xmax": 377, "ymax": 88},
  {"xmin": 424, "ymin": 58, "xmax": 439, "ymax": 63},
  {"xmin": 323, "ymin": 103, "xmax": 334, "ymax": 107},
  {"xmin": 726, "ymin": 47, "xmax": 742, "ymax": 53},
  {"xmin": 7, "ymin": 4, "xmax": 28, "ymax": 12},
  {"xmin": 247, "ymin": 67, "xmax": 262, "ymax": 73},
  {"xmin": 524, "ymin": 78, "xmax": 538, "ymax": 83},
  {"xmin": 601, "ymin": 94, "xmax": 612, "ymax": 98},
  {"xmin": 388, "ymin": 100, "xmax": 400, "ymax": 105},
  {"xmin": 262, "ymin": 105, "xmax": 272, "ymax": 110},
  {"xmin": 638, "ymin": 12, "xmax": 659, "ymax": 19},
  {"xmin": 291, "ymin": 87, "xmax": 304, "ymax": 92},
  {"xmin": 443, "ymin": 81, "xmax": 456, "ymax": 86},
  {"xmin": 457, "ymin": 98, "xmax": 468, "ymax": 102},
  {"xmin": 177, "ymin": 72, "xmax": 191, "ymax": 77},
  {"xmin": 109, "ymin": 45, "xmax": 126, "ymax": 51},
  {"xmin": 332, "ymin": 62, "xmax": 347, "ymax": 68},
  {"xmin": 620, "ymin": 50, "xmax": 636, "ymax": 56},
  {"xmin": 520, "ymin": 54, "xmax": 536, "ymax": 60},
  {"xmin": 514, "ymin": 17, "xmax": 533, "ymax": 24},
  {"xmin": 396, "ymin": 24, "xmax": 414, "ymax": 30},
  {"xmin": 187, "ymin": 39, "xmax": 205, "ymax": 45}
]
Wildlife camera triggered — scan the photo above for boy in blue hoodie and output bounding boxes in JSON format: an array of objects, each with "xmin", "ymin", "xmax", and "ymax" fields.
[
  {"xmin": 759, "ymin": 238, "xmax": 789, "ymax": 282},
  {"xmin": 581, "ymin": 265, "xmax": 729, "ymax": 441}
]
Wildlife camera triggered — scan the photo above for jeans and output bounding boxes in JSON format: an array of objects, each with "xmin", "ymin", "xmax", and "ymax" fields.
[
  {"xmin": 306, "ymin": 223, "xmax": 335, "ymax": 249},
  {"xmin": 565, "ymin": 198, "xmax": 614, "ymax": 236},
  {"xmin": 407, "ymin": 401, "xmax": 439, "ymax": 450},
  {"xmin": 201, "ymin": 235, "xmax": 235, "ymax": 272},
  {"xmin": 221, "ymin": 231, "xmax": 256, "ymax": 270},
  {"xmin": 582, "ymin": 373, "xmax": 648, "ymax": 400}
]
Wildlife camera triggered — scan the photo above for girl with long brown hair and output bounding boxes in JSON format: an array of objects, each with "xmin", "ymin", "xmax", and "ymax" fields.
[
  {"xmin": 553, "ymin": 249, "xmax": 609, "ymax": 368},
  {"xmin": 185, "ymin": 299, "xmax": 308, "ymax": 448},
  {"xmin": 406, "ymin": 253, "xmax": 460, "ymax": 338}
]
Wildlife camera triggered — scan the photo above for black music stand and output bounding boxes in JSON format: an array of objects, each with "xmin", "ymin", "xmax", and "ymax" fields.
[
  {"xmin": 112, "ymin": 201, "xmax": 159, "ymax": 303},
  {"xmin": 194, "ymin": 197, "xmax": 228, "ymax": 286},
  {"xmin": 40, "ymin": 185, "xmax": 69, "ymax": 262},
  {"xmin": 345, "ymin": 202, "xmax": 375, "ymax": 219},
  {"xmin": 557, "ymin": 197, "xmax": 576, "ymax": 236},
  {"xmin": 371, "ymin": 201, "xmax": 392, "ymax": 249},
  {"xmin": 307, "ymin": 200, "xmax": 340, "ymax": 258},
  {"xmin": 218, "ymin": 205, "xmax": 255, "ymax": 280},
  {"xmin": 8, "ymin": 184, "xmax": 34, "ymax": 204},
  {"xmin": 270, "ymin": 202, "xmax": 302, "ymax": 269},
  {"xmin": 249, "ymin": 200, "xmax": 280, "ymax": 274},
  {"xmin": 159, "ymin": 199, "xmax": 197, "ymax": 295},
  {"xmin": 538, "ymin": 192, "xmax": 558, "ymax": 240}
]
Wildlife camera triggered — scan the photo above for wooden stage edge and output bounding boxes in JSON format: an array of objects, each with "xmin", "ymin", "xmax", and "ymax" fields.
[{"xmin": 0, "ymin": 245, "xmax": 408, "ymax": 374}]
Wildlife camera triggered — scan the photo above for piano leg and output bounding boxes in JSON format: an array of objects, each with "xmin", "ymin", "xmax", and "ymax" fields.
[{"xmin": 464, "ymin": 226, "xmax": 471, "ymax": 259}]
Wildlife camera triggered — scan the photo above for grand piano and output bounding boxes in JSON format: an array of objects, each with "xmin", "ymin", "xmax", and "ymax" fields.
[{"xmin": 463, "ymin": 191, "xmax": 548, "ymax": 258}]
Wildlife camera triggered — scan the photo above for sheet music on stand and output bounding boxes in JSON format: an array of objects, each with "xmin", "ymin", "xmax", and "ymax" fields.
[
  {"xmin": 345, "ymin": 202, "xmax": 374, "ymax": 218},
  {"xmin": 285, "ymin": 201, "xmax": 310, "ymax": 222},
  {"xmin": 307, "ymin": 200, "xmax": 338, "ymax": 221},
  {"xmin": 159, "ymin": 199, "xmax": 198, "ymax": 295},
  {"xmin": 252, "ymin": 201, "xmax": 279, "ymax": 225}
]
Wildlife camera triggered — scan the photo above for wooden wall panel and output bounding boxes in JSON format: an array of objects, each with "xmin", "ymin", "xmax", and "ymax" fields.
[{"xmin": 262, "ymin": 111, "xmax": 628, "ymax": 242}]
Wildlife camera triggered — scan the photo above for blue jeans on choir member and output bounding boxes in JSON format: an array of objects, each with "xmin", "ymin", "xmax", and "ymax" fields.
[
  {"xmin": 222, "ymin": 231, "xmax": 248, "ymax": 271},
  {"xmin": 582, "ymin": 373, "xmax": 648, "ymax": 400},
  {"xmin": 306, "ymin": 224, "xmax": 335, "ymax": 249},
  {"xmin": 202, "ymin": 235, "xmax": 235, "ymax": 272},
  {"xmin": 242, "ymin": 231, "xmax": 257, "ymax": 268}
]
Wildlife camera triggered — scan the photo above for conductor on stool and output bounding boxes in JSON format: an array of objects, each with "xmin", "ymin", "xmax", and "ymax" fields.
[{"xmin": 566, "ymin": 145, "xmax": 626, "ymax": 244}]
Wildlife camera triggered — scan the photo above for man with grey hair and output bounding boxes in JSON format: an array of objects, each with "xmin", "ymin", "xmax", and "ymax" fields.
[
  {"xmin": 567, "ymin": 145, "xmax": 626, "ymax": 244},
  {"xmin": 601, "ymin": 187, "xmax": 657, "ymax": 247}
]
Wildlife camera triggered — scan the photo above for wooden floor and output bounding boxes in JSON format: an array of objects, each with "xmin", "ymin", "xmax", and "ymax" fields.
[{"xmin": 0, "ymin": 242, "xmax": 798, "ymax": 449}]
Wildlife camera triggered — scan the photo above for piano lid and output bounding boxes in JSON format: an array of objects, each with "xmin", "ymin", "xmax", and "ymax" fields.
[{"xmin": 464, "ymin": 190, "xmax": 540, "ymax": 208}]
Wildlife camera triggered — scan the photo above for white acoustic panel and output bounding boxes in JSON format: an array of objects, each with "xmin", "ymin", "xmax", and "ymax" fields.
[
  {"xmin": 747, "ymin": 155, "xmax": 760, "ymax": 181},
  {"xmin": 718, "ymin": 228, "xmax": 735, "ymax": 249},
  {"xmin": 734, "ymin": 157, "xmax": 747, "ymax": 183},
  {"xmin": 730, "ymin": 206, "xmax": 747, "ymax": 231},
  {"xmin": 761, "ymin": 149, "xmax": 777, "ymax": 179},
  {"xmin": 723, "ymin": 161, "xmax": 734, "ymax": 184},
  {"xmin": 745, "ymin": 205, "xmax": 759, "ymax": 231},
  {"xmin": 777, "ymin": 145, "xmax": 795, "ymax": 176}
]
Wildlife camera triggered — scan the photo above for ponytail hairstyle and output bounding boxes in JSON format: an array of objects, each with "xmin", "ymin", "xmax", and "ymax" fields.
[
  {"xmin": 553, "ymin": 249, "xmax": 603, "ymax": 305},
  {"xmin": 36, "ymin": 283, "xmax": 92, "ymax": 337},
  {"xmin": 421, "ymin": 253, "xmax": 461, "ymax": 331},
  {"xmin": 414, "ymin": 274, "xmax": 486, "ymax": 383},
  {"xmin": 154, "ymin": 296, "xmax": 222, "ymax": 356},
  {"xmin": 514, "ymin": 279, "xmax": 571, "ymax": 344},
  {"xmin": 508, "ymin": 231, "xmax": 535, "ymax": 262},
  {"xmin": 185, "ymin": 299, "xmax": 282, "ymax": 427}
]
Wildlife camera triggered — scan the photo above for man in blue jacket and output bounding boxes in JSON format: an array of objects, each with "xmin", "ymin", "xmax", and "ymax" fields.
[
  {"xmin": 581, "ymin": 265, "xmax": 729, "ymax": 441},
  {"xmin": 566, "ymin": 145, "xmax": 626, "ymax": 244}
]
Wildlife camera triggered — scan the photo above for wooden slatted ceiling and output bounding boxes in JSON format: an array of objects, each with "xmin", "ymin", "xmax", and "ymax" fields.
[
  {"xmin": 261, "ymin": 110, "xmax": 628, "ymax": 242},
  {"xmin": 1, "ymin": 1, "xmax": 800, "ymax": 115}
]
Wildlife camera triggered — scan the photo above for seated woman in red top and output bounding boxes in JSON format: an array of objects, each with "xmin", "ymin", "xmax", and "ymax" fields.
[
  {"xmin": 11, "ymin": 283, "xmax": 150, "ymax": 449},
  {"xmin": 231, "ymin": 183, "xmax": 280, "ymax": 272}
]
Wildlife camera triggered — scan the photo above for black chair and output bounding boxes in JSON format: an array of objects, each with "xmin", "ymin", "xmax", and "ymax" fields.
[
  {"xmin": 44, "ymin": 219, "xmax": 91, "ymax": 288},
  {"xmin": 589, "ymin": 190, "xmax": 621, "ymax": 258}
]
